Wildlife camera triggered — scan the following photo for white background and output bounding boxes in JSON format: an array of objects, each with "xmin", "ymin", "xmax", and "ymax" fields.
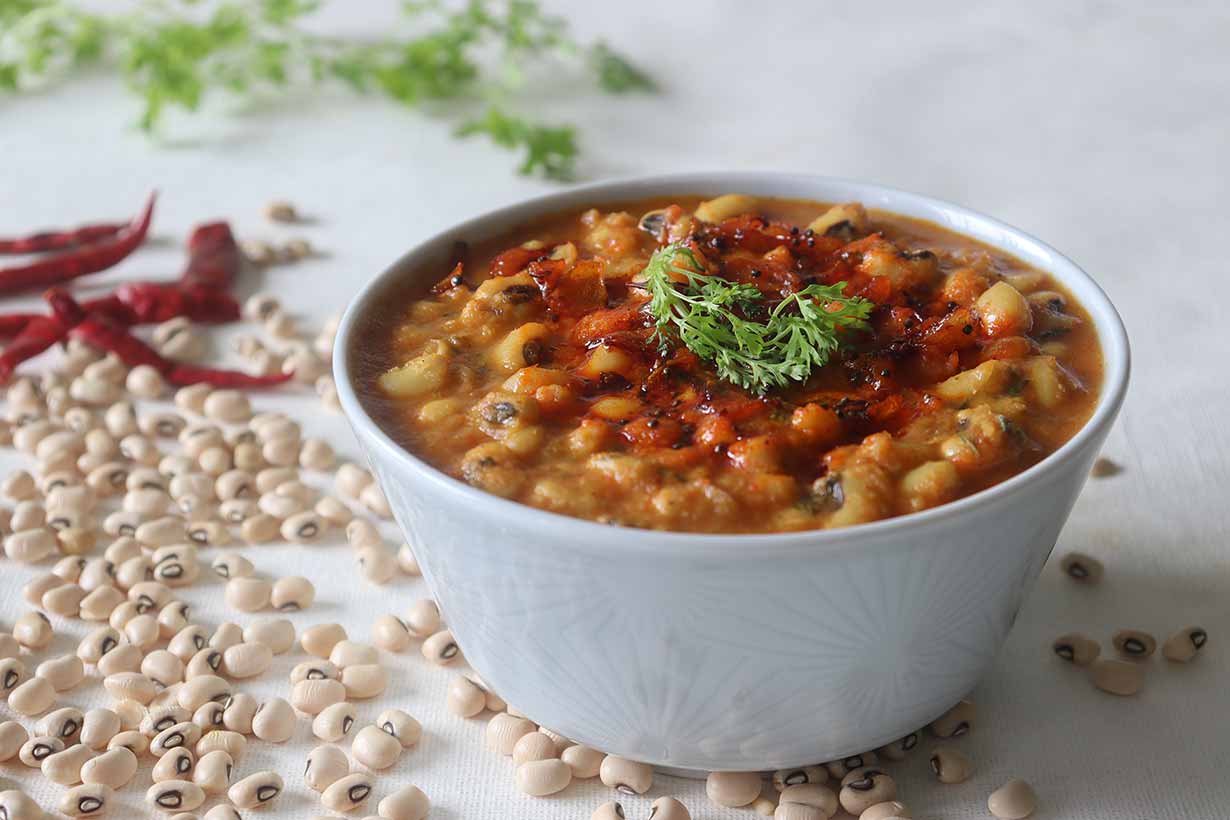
[{"xmin": 1, "ymin": 1, "xmax": 1228, "ymax": 818}]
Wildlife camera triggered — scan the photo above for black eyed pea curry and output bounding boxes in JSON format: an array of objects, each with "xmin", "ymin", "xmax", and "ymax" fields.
[{"xmin": 355, "ymin": 195, "xmax": 1101, "ymax": 533}]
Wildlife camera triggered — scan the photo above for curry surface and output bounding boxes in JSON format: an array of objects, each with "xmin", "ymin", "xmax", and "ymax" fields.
[{"xmin": 354, "ymin": 195, "xmax": 1102, "ymax": 533}]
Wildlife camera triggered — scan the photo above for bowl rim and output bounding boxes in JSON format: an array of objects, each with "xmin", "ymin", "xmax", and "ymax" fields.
[{"xmin": 333, "ymin": 171, "xmax": 1131, "ymax": 554}]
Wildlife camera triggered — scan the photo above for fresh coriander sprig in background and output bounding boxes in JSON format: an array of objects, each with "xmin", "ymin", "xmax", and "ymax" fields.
[
  {"xmin": 642, "ymin": 243, "xmax": 874, "ymax": 395},
  {"xmin": 0, "ymin": 0, "xmax": 654, "ymax": 179}
]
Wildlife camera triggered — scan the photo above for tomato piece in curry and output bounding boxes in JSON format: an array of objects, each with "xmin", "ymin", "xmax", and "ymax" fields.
[{"xmin": 354, "ymin": 195, "xmax": 1102, "ymax": 533}]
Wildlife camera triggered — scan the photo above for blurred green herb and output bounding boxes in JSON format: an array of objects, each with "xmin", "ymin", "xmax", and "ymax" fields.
[{"xmin": 0, "ymin": 0, "xmax": 653, "ymax": 179}]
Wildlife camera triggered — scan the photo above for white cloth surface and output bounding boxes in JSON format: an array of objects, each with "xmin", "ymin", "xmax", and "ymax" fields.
[{"xmin": 1, "ymin": 1, "xmax": 1228, "ymax": 818}]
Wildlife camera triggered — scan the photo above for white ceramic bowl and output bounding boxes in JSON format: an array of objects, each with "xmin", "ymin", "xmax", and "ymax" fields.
[{"xmin": 334, "ymin": 173, "xmax": 1130, "ymax": 772}]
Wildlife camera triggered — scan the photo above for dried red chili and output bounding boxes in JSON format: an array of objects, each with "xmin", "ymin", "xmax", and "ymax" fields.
[
  {"xmin": 0, "ymin": 193, "xmax": 156, "ymax": 295},
  {"xmin": 0, "ymin": 221, "xmax": 126, "ymax": 255}
]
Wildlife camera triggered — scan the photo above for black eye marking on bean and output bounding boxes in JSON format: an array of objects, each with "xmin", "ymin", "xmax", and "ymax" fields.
[
  {"xmin": 1123, "ymin": 638, "xmax": 1147, "ymax": 655},
  {"xmin": 902, "ymin": 732, "xmax": 919, "ymax": 750},
  {"xmin": 342, "ymin": 716, "xmax": 354, "ymax": 734},
  {"xmin": 348, "ymin": 784, "xmax": 370, "ymax": 802},
  {"xmin": 1192, "ymin": 629, "xmax": 1208, "ymax": 648},
  {"xmin": 176, "ymin": 755, "xmax": 191, "ymax": 773},
  {"xmin": 156, "ymin": 791, "xmax": 183, "ymax": 808},
  {"xmin": 930, "ymin": 754, "xmax": 942, "ymax": 776},
  {"xmin": 784, "ymin": 770, "xmax": 807, "ymax": 785},
  {"xmin": 257, "ymin": 784, "xmax": 279, "ymax": 801},
  {"xmin": 2, "ymin": 671, "xmax": 16, "ymax": 688},
  {"xmin": 79, "ymin": 797, "xmax": 103, "ymax": 811},
  {"xmin": 1054, "ymin": 643, "xmax": 1075, "ymax": 660},
  {"xmin": 1066, "ymin": 562, "xmax": 1089, "ymax": 579}
]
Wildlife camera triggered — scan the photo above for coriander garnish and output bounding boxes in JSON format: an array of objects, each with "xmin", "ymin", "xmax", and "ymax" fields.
[{"xmin": 641, "ymin": 243, "xmax": 873, "ymax": 395}]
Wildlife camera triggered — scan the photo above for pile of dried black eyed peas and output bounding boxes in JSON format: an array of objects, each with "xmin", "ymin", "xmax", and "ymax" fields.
[{"xmin": 0, "ymin": 206, "xmax": 1207, "ymax": 820}]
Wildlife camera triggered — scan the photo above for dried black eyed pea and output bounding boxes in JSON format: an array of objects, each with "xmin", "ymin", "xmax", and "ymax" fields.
[
  {"xmin": 222, "ymin": 692, "xmax": 259, "ymax": 734},
  {"xmin": 14, "ymin": 611, "xmax": 54, "ymax": 649},
  {"xmin": 36, "ymin": 706, "xmax": 84, "ymax": 742},
  {"xmin": 839, "ymin": 769, "xmax": 897, "ymax": 815},
  {"xmin": 59, "ymin": 783, "xmax": 113, "ymax": 817},
  {"xmin": 773, "ymin": 766, "xmax": 828, "ymax": 790},
  {"xmin": 223, "ymin": 643, "xmax": 273, "ymax": 679},
  {"xmin": 650, "ymin": 797, "xmax": 692, "ymax": 820},
  {"xmin": 446, "ymin": 675, "xmax": 486, "ymax": 718},
  {"xmin": 0, "ymin": 657, "xmax": 27, "ymax": 698},
  {"xmin": 512, "ymin": 731, "xmax": 556, "ymax": 765},
  {"xmin": 560, "ymin": 744, "xmax": 604, "ymax": 779},
  {"xmin": 152, "ymin": 747, "xmax": 195, "ymax": 782},
  {"xmin": 229, "ymin": 770, "xmax": 283, "ymax": 808},
  {"xmin": 928, "ymin": 699, "xmax": 975, "ymax": 738},
  {"xmin": 147, "ymin": 779, "xmax": 206, "ymax": 812},
  {"xmin": 707, "ymin": 771, "xmax": 762, "ymax": 807},
  {"xmin": 10, "ymin": 675, "xmax": 56, "ymax": 715},
  {"xmin": 302, "ymin": 623, "xmax": 347, "ymax": 658},
  {"xmin": 195, "ymin": 730, "xmax": 247, "ymax": 762},
  {"xmin": 0, "ymin": 721, "xmax": 29, "ymax": 762},
  {"xmin": 305, "ymin": 744, "xmax": 350, "ymax": 792},
  {"xmin": 378, "ymin": 785, "xmax": 431, "ymax": 820},
  {"xmin": 36, "ymin": 654, "xmax": 85, "ymax": 692},
  {"xmin": 405, "ymin": 598, "xmax": 440, "ymax": 637},
  {"xmin": 245, "ymin": 618, "xmax": 296, "ymax": 654},
  {"xmin": 376, "ymin": 708, "xmax": 422, "ymax": 748},
  {"xmin": 291, "ymin": 660, "xmax": 341, "ymax": 683},
  {"xmin": 859, "ymin": 802, "xmax": 910, "ymax": 820},
  {"xmin": 1112, "ymin": 629, "xmax": 1157, "ymax": 659},
  {"xmin": 80, "ymin": 748, "xmax": 137, "ymax": 789},
  {"xmin": 1052, "ymin": 633, "xmax": 1101, "ymax": 666},
  {"xmin": 930, "ymin": 746, "xmax": 973, "ymax": 784},
  {"xmin": 312, "ymin": 701, "xmax": 357, "ymax": 742},
  {"xmin": 1162, "ymin": 626, "xmax": 1208, "ymax": 662},
  {"xmin": 0, "ymin": 789, "xmax": 43, "ymax": 820},
  {"xmin": 142, "ymin": 704, "xmax": 190, "ymax": 736},
  {"xmin": 252, "ymin": 697, "xmax": 295, "ymax": 743},
  {"xmin": 211, "ymin": 552, "xmax": 254, "ymax": 580},
  {"xmin": 352, "ymin": 724, "xmax": 403, "ymax": 770},
  {"xmin": 225, "ymin": 577, "xmax": 272, "ymax": 612},
  {"xmin": 177, "ymin": 675, "xmax": 232, "ymax": 712},
  {"xmin": 486, "ymin": 713, "xmax": 536, "ymax": 756},
  {"xmin": 987, "ymin": 778, "xmax": 1038, "ymax": 819},
  {"xmin": 777, "ymin": 783, "xmax": 839, "ymax": 818},
  {"xmin": 321, "ymin": 772, "xmax": 374, "ymax": 812},
  {"xmin": 19, "ymin": 735, "xmax": 64, "ymax": 766},
  {"xmin": 329, "ymin": 639, "xmax": 378, "ymax": 668},
  {"xmin": 193, "ymin": 701, "xmax": 226, "ymax": 731},
  {"xmin": 1090, "ymin": 658, "xmax": 1144, "ymax": 695},
  {"xmin": 599, "ymin": 755, "xmax": 653, "ymax": 795},
  {"xmin": 517, "ymin": 758, "xmax": 572, "ymax": 796},
  {"xmin": 42, "ymin": 743, "xmax": 95, "ymax": 785},
  {"xmin": 1059, "ymin": 552, "xmax": 1103, "ymax": 584},
  {"xmin": 592, "ymin": 802, "xmax": 626, "ymax": 820},
  {"xmin": 152, "ymin": 722, "xmax": 202, "ymax": 756},
  {"xmin": 186, "ymin": 648, "xmax": 225, "ymax": 679},
  {"xmin": 421, "ymin": 629, "xmax": 461, "ymax": 666},
  {"xmin": 875, "ymin": 732, "xmax": 919, "ymax": 761},
  {"xmin": 342, "ymin": 663, "xmax": 388, "ymax": 699},
  {"xmin": 210, "ymin": 622, "xmax": 245, "ymax": 652},
  {"xmin": 107, "ymin": 731, "xmax": 148, "ymax": 756},
  {"xmin": 824, "ymin": 752, "xmax": 877, "ymax": 779},
  {"xmin": 373, "ymin": 614, "xmax": 412, "ymax": 651},
  {"xmin": 292, "ymin": 678, "xmax": 347, "ymax": 715},
  {"xmin": 282, "ymin": 511, "xmax": 325, "ymax": 543}
]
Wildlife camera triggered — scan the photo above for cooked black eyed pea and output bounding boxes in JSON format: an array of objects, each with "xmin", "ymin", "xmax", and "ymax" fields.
[
  {"xmin": 838, "ymin": 769, "xmax": 897, "ymax": 816},
  {"xmin": 773, "ymin": 765, "xmax": 828, "ymax": 790},
  {"xmin": 928, "ymin": 699, "xmax": 975, "ymax": 738},
  {"xmin": 378, "ymin": 785, "xmax": 431, "ymax": 820},
  {"xmin": 1059, "ymin": 552, "xmax": 1103, "ymax": 584},
  {"xmin": 875, "ymin": 732, "xmax": 919, "ymax": 762},
  {"xmin": 1052, "ymin": 633, "xmax": 1101, "ymax": 666},
  {"xmin": 311, "ymin": 701, "xmax": 357, "ymax": 742},
  {"xmin": 516, "ymin": 758, "xmax": 572, "ymax": 796},
  {"xmin": 1090, "ymin": 658, "xmax": 1144, "ymax": 695},
  {"xmin": 36, "ymin": 706, "xmax": 84, "ymax": 742},
  {"xmin": 59, "ymin": 783, "xmax": 113, "ymax": 817},
  {"xmin": 591, "ymin": 802, "xmax": 626, "ymax": 820},
  {"xmin": 987, "ymin": 778, "xmax": 1038, "ymax": 819},
  {"xmin": 321, "ymin": 772, "xmax": 374, "ymax": 812},
  {"xmin": 1112, "ymin": 629, "xmax": 1157, "ymax": 659},
  {"xmin": 599, "ymin": 755, "xmax": 653, "ymax": 795},
  {"xmin": 707, "ymin": 771, "xmax": 762, "ymax": 807},
  {"xmin": 193, "ymin": 749, "xmax": 233, "ymax": 795},
  {"xmin": 252, "ymin": 697, "xmax": 295, "ymax": 743},
  {"xmin": 777, "ymin": 783, "xmax": 839, "ymax": 819},
  {"xmin": 19, "ymin": 734, "xmax": 64, "ymax": 767},
  {"xmin": 376, "ymin": 708, "xmax": 422, "ymax": 748},
  {"xmin": 152, "ymin": 747, "xmax": 196, "ymax": 782},
  {"xmin": 271, "ymin": 576, "xmax": 316, "ymax": 611},
  {"xmin": 421, "ymin": 629, "xmax": 461, "ymax": 666},
  {"xmin": 229, "ymin": 770, "xmax": 283, "ymax": 809},
  {"xmin": 152, "ymin": 721, "xmax": 203, "ymax": 756},
  {"xmin": 305, "ymin": 744, "xmax": 350, "ymax": 792},
  {"xmin": 352, "ymin": 724, "xmax": 403, "ymax": 770},
  {"xmin": 80, "ymin": 746, "xmax": 139, "ymax": 789},
  {"xmin": 929, "ymin": 746, "xmax": 974, "ymax": 784},
  {"xmin": 824, "ymin": 752, "xmax": 877, "ymax": 779},
  {"xmin": 42, "ymin": 743, "xmax": 95, "ymax": 785},
  {"xmin": 1162, "ymin": 625, "xmax": 1208, "ymax": 662},
  {"xmin": 146, "ymin": 779, "xmax": 206, "ymax": 812}
]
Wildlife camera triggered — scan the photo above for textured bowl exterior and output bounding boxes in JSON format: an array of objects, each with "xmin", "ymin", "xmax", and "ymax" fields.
[{"xmin": 335, "ymin": 173, "xmax": 1130, "ymax": 771}]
